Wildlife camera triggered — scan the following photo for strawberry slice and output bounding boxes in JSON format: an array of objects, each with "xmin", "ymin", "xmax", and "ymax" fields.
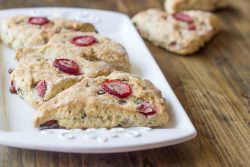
[
  {"xmin": 188, "ymin": 22, "xmax": 196, "ymax": 31},
  {"xmin": 36, "ymin": 80, "xmax": 47, "ymax": 97},
  {"xmin": 9, "ymin": 81, "xmax": 17, "ymax": 94},
  {"xmin": 172, "ymin": 13, "xmax": 193, "ymax": 23},
  {"xmin": 53, "ymin": 59, "xmax": 80, "ymax": 75},
  {"xmin": 169, "ymin": 41, "xmax": 177, "ymax": 48},
  {"xmin": 28, "ymin": 17, "xmax": 50, "ymax": 26},
  {"xmin": 172, "ymin": 13, "xmax": 196, "ymax": 31},
  {"xmin": 101, "ymin": 80, "xmax": 131, "ymax": 98},
  {"xmin": 39, "ymin": 120, "xmax": 59, "ymax": 130},
  {"xmin": 71, "ymin": 36, "xmax": 97, "ymax": 47},
  {"xmin": 137, "ymin": 102, "xmax": 157, "ymax": 117}
]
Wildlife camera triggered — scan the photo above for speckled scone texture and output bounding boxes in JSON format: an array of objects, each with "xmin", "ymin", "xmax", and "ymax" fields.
[
  {"xmin": 16, "ymin": 32, "xmax": 131, "ymax": 72},
  {"xmin": 164, "ymin": 0, "xmax": 229, "ymax": 13},
  {"xmin": 0, "ymin": 16, "xmax": 96, "ymax": 50},
  {"xmin": 33, "ymin": 71, "xmax": 169, "ymax": 129},
  {"xmin": 132, "ymin": 9, "xmax": 221, "ymax": 55},
  {"xmin": 11, "ymin": 51, "xmax": 114, "ymax": 108}
]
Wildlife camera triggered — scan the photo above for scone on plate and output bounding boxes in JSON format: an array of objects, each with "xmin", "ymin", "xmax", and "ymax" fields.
[
  {"xmin": 10, "ymin": 53, "xmax": 114, "ymax": 108},
  {"xmin": 16, "ymin": 32, "xmax": 131, "ymax": 72},
  {"xmin": 0, "ymin": 16, "xmax": 96, "ymax": 50},
  {"xmin": 132, "ymin": 9, "xmax": 221, "ymax": 55},
  {"xmin": 33, "ymin": 71, "xmax": 168, "ymax": 129},
  {"xmin": 164, "ymin": 0, "xmax": 229, "ymax": 13}
]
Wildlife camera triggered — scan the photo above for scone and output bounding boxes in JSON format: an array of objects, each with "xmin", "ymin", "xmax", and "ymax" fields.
[
  {"xmin": 132, "ymin": 9, "xmax": 221, "ymax": 55},
  {"xmin": 0, "ymin": 16, "xmax": 96, "ymax": 50},
  {"xmin": 33, "ymin": 71, "xmax": 168, "ymax": 129},
  {"xmin": 10, "ymin": 53, "xmax": 114, "ymax": 108},
  {"xmin": 16, "ymin": 32, "xmax": 131, "ymax": 72},
  {"xmin": 164, "ymin": 0, "xmax": 229, "ymax": 13}
]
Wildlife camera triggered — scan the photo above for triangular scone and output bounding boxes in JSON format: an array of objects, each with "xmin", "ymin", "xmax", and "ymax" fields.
[
  {"xmin": 132, "ymin": 9, "xmax": 221, "ymax": 55},
  {"xmin": 33, "ymin": 71, "xmax": 168, "ymax": 129},
  {"xmin": 10, "ymin": 53, "xmax": 114, "ymax": 108},
  {"xmin": 0, "ymin": 16, "xmax": 96, "ymax": 50},
  {"xmin": 164, "ymin": 0, "xmax": 229, "ymax": 13},
  {"xmin": 16, "ymin": 32, "xmax": 131, "ymax": 72}
]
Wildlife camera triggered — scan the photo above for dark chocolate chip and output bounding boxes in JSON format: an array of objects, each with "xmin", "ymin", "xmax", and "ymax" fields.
[
  {"xmin": 81, "ymin": 113, "xmax": 87, "ymax": 119},
  {"xmin": 120, "ymin": 79, "xmax": 128, "ymax": 82},
  {"xmin": 97, "ymin": 90, "xmax": 105, "ymax": 95},
  {"xmin": 8, "ymin": 68, "xmax": 14, "ymax": 74},
  {"xmin": 118, "ymin": 99, "xmax": 127, "ymax": 105},
  {"xmin": 134, "ymin": 98, "xmax": 143, "ymax": 104},
  {"xmin": 17, "ymin": 88, "xmax": 22, "ymax": 93},
  {"xmin": 86, "ymin": 82, "xmax": 89, "ymax": 87},
  {"xmin": 32, "ymin": 82, "xmax": 38, "ymax": 88},
  {"xmin": 115, "ymin": 124, "xmax": 122, "ymax": 127}
]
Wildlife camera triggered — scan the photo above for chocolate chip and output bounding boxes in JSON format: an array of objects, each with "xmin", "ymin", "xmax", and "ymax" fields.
[
  {"xmin": 17, "ymin": 88, "xmax": 22, "ymax": 93},
  {"xmin": 120, "ymin": 79, "xmax": 128, "ymax": 82},
  {"xmin": 86, "ymin": 82, "xmax": 89, "ymax": 87},
  {"xmin": 32, "ymin": 82, "xmax": 38, "ymax": 88},
  {"xmin": 81, "ymin": 113, "xmax": 87, "ymax": 119},
  {"xmin": 134, "ymin": 98, "xmax": 143, "ymax": 104},
  {"xmin": 169, "ymin": 41, "xmax": 177, "ymax": 47},
  {"xmin": 161, "ymin": 14, "xmax": 167, "ymax": 20},
  {"xmin": 118, "ymin": 99, "xmax": 127, "ymax": 105},
  {"xmin": 97, "ymin": 90, "xmax": 105, "ymax": 95},
  {"xmin": 8, "ymin": 68, "xmax": 14, "ymax": 74}
]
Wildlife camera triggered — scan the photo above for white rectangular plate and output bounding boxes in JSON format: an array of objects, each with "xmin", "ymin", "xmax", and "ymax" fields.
[{"xmin": 0, "ymin": 7, "xmax": 196, "ymax": 153}]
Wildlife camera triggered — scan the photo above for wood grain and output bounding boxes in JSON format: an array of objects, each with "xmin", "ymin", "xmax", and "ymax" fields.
[{"xmin": 0, "ymin": 0, "xmax": 249, "ymax": 167}]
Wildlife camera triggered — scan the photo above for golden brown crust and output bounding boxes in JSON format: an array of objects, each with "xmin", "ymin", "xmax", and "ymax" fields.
[
  {"xmin": 164, "ymin": 0, "xmax": 229, "ymax": 13},
  {"xmin": 0, "ymin": 16, "xmax": 96, "ymax": 50},
  {"xmin": 16, "ymin": 32, "xmax": 131, "ymax": 72},
  {"xmin": 11, "ymin": 51, "xmax": 114, "ymax": 108},
  {"xmin": 132, "ymin": 9, "xmax": 221, "ymax": 55},
  {"xmin": 33, "ymin": 71, "xmax": 169, "ymax": 129}
]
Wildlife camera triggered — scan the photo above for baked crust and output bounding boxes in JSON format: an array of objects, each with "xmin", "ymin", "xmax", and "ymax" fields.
[
  {"xmin": 33, "ymin": 71, "xmax": 169, "ymax": 129},
  {"xmin": 16, "ymin": 32, "xmax": 131, "ymax": 72},
  {"xmin": 164, "ymin": 0, "xmax": 229, "ymax": 13},
  {"xmin": 0, "ymin": 16, "xmax": 96, "ymax": 50},
  {"xmin": 132, "ymin": 9, "xmax": 221, "ymax": 55},
  {"xmin": 10, "ymin": 52, "xmax": 114, "ymax": 108}
]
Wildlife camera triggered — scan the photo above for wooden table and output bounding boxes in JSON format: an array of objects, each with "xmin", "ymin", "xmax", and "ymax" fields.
[{"xmin": 0, "ymin": 0, "xmax": 249, "ymax": 166}]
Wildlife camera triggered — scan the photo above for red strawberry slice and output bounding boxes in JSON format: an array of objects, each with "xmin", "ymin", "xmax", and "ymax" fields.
[
  {"xmin": 101, "ymin": 80, "xmax": 131, "ymax": 98},
  {"xmin": 137, "ymin": 102, "xmax": 157, "ymax": 117},
  {"xmin": 172, "ymin": 13, "xmax": 193, "ymax": 23},
  {"xmin": 39, "ymin": 120, "xmax": 59, "ymax": 130},
  {"xmin": 188, "ymin": 22, "xmax": 196, "ymax": 31},
  {"xmin": 71, "ymin": 36, "xmax": 97, "ymax": 47},
  {"xmin": 9, "ymin": 81, "xmax": 17, "ymax": 94},
  {"xmin": 53, "ymin": 59, "xmax": 80, "ymax": 75},
  {"xmin": 172, "ymin": 13, "xmax": 196, "ymax": 31},
  {"xmin": 169, "ymin": 41, "xmax": 177, "ymax": 48},
  {"xmin": 28, "ymin": 17, "xmax": 50, "ymax": 26},
  {"xmin": 36, "ymin": 80, "xmax": 47, "ymax": 97}
]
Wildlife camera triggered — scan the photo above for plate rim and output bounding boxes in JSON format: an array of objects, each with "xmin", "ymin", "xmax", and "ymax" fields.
[{"xmin": 0, "ymin": 7, "xmax": 197, "ymax": 153}]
